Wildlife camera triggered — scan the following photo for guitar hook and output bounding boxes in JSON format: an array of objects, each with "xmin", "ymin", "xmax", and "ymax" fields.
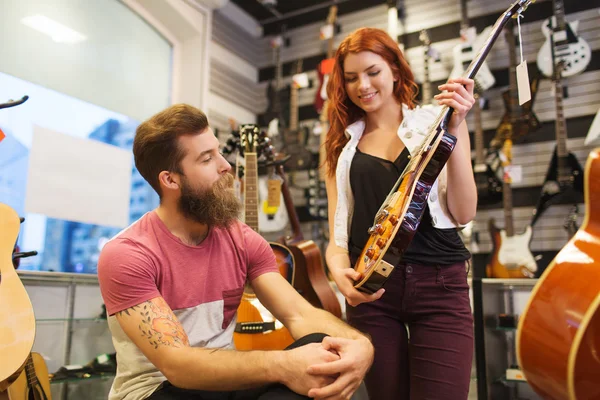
[{"xmin": 0, "ymin": 95, "xmax": 29, "ymax": 110}]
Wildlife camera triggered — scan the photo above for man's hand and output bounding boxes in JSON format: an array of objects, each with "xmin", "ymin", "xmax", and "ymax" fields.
[
  {"xmin": 306, "ymin": 336, "xmax": 374, "ymax": 399},
  {"xmin": 278, "ymin": 343, "xmax": 340, "ymax": 396}
]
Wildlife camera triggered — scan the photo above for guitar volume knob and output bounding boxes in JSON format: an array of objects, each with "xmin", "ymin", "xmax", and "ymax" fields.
[
  {"xmin": 388, "ymin": 215, "xmax": 399, "ymax": 226},
  {"xmin": 376, "ymin": 238, "xmax": 387, "ymax": 248}
]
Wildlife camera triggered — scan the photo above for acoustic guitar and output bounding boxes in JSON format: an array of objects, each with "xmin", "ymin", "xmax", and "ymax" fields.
[
  {"xmin": 261, "ymin": 133, "xmax": 342, "ymax": 318},
  {"xmin": 6, "ymin": 352, "xmax": 52, "ymax": 400},
  {"xmin": 517, "ymin": 148, "xmax": 600, "ymax": 400},
  {"xmin": 352, "ymin": 0, "xmax": 535, "ymax": 294},
  {"xmin": 233, "ymin": 125, "xmax": 295, "ymax": 351},
  {"xmin": 0, "ymin": 203, "xmax": 36, "ymax": 392}
]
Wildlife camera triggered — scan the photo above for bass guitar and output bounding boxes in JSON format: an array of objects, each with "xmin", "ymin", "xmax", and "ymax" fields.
[
  {"xmin": 6, "ymin": 352, "xmax": 52, "ymax": 400},
  {"xmin": 233, "ymin": 125, "xmax": 294, "ymax": 351},
  {"xmin": 517, "ymin": 148, "xmax": 600, "ymax": 400},
  {"xmin": 486, "ymin": 139, "xmax": 537, "ymax": 278},
  {"xmin": 530, "ymin": 61, "xmax": 584, "ymax": 227},
  {"xmin": 536, "ymin": 0, "xmax": 591, "ymax": 79},
  {"xmin": 352, "ymin": 0, "xmax": 535, "ymax": 294},
  {"xmin": 0, "ymin": 203, "xmax": 36, "ymax": 392}
]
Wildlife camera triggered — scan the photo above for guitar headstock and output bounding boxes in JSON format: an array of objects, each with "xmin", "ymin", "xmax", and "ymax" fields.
[
  {"xmin": 239, "ymin": 124, "xmax": 262, "ymax": 155},
  {"xmin": 419, "ymin": 29, "xmax": 431, "ymax": 47}
]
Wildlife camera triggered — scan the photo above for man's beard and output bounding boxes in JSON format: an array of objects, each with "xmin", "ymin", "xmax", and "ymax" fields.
[{"xmin": 178, "ymin": 173, "xmax": 241, "ymax": 227}]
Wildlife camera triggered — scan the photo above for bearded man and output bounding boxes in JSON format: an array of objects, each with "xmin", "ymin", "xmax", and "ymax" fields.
[{"xmin": 97, "ymin": 104, "xmax": 374, "ymax": 400}]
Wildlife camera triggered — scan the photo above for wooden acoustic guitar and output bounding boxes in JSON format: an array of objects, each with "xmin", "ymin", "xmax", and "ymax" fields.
[
  {"xmin": 260, "ymin": 133, "xmax": 342, "ymax": 318},
  {"xmin": 233, "ymin": 125, "xmax": 294, "ymax": 351},
  {"xmin": 6, "ymin": 352, "xmax": 52, "ymax": 400},
  {"xmin": 517, "ymin": 148, "xmax": 600, "ymax": 400},
  {"xmin": 0, "ymin": 203, "xmax": 36, "ymax": 393},
  {"xmin": 352, "ymin": 0, "xmax": 535, "ymax": 294}
]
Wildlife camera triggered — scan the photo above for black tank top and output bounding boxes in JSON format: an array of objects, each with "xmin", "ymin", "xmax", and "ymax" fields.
[{"xmin": 348, "ymin": 147, "xmax": 471, "ymax": 266}]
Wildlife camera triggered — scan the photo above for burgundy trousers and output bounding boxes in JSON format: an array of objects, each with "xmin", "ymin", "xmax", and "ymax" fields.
[{"xmin": 346, "ymin": 262, "xmax": 473, "ymax": 400}]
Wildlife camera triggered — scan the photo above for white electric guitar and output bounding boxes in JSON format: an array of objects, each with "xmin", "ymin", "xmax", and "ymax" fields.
[
  {"xmin": 449, "ymin": 0, "xmax": 495, "ymax": 92},
  {"xmin": 258, "ymin": 176, "xmax": 288, "ymax": 233},
  {"xmin": 536, "ymin": 0, "xmax": 591, "ymax": 78}
]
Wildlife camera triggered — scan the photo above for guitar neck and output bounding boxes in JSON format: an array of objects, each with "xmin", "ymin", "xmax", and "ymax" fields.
[
  {"xmin": 554, "ymin": 73, "xmax": 568, "ymax": 160},
  {"xmin": 459, "ymin": 0, "xmax": 469, "ymax": 31},
  {"xmin": 505, "ymin": 21, "xmax": 519, "ymax": 125},
  {"xmin": 553, "ymin": 0, "xmax": 567, "ymax": 33},
  {"xmin": 275, "ymin": 164, "xmax": 304, "ymax": 242},
  {"xmin": 24, "ymin": 353, "xmax": 40, "ymax": 388},
  {"xmin": 473, "ymin": 95, "xmax": 485, "ymax": 164},
  {"xmin": 422, "ymin": 48, "xmax": 432, "ymax": 104},
  {"xmin": 503, "ymin": 179, "xmax": 514, "ymax": 237},
  {"xmin": 244, "ymin": 153, "xmax": 259, "ymax": 232}
]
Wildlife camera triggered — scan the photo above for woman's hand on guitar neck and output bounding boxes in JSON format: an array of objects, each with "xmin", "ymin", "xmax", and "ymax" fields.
[
  {"xmin": 328, "ymin": 254, "xmax": 384, "ymax": 306},
  {"xmin": 434, "ymin": 77, "xmax": 475, "ymax": 134}
]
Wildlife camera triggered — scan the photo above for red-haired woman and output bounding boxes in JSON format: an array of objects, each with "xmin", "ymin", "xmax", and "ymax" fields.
[{"xmin": 315, "ymin": 27, "xmax": 477, "ymax": 400}]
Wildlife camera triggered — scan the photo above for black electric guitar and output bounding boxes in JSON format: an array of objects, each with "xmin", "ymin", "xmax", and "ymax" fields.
[
  {"xmin": 472, "ymin": 93, "xmax": 503, "ymax": 205},
  {"xmin": 491, "ymin": 19, "xmax": 540, "ymax": 149},
  {"xmin": 261, "ymin": 33, "xmax": 289, "ymax": 139},
  {"xmin": 530, "ymin": 60, "xmax": 584, "ymax": 226}
]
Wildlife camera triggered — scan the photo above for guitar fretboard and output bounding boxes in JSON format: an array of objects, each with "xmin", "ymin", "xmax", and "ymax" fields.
[
  {"xmin": 24, "ymin": 353, "xmax": 40, "ymax": 387},
  {"xmin": 244, "ymin": 153, "xmax": 259, "ymax": 232}
]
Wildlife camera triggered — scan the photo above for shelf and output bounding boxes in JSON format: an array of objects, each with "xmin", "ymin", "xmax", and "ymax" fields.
[
  {"xmin": 496, "ymin": 375, "xmax": 528, "ymax": 385},
  {"xmin": 50, "ymin": 373, "xmax": 115, "ymax": 385},
  {"xmin": 481, "ymin": 278, "xmax": 538, "ymax": 287},
  {"xmin": 36, "ymin": 318, "xmax": 107, "ymax": 323}
]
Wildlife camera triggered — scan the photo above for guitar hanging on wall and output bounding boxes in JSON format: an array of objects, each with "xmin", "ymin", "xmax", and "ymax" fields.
[
  {"xmin": 351, "ymin": 0, "xmax": 536, "ymax": 294},
  {"xmin": 536, "ymin": 0, "xmax": 591, "ymax": 78},
  {"xmin": 6, "ymin": 352, "xmax": 52, "ymax": 400}
]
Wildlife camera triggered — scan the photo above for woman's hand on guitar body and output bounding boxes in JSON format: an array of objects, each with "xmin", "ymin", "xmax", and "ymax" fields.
[
  {"xmin": 329, "ymin": 260, "xmax": 384, "ymax": 307},
  {"xmin": 434, "ymin": 77, "xmax": 475, "ymax": 133}
]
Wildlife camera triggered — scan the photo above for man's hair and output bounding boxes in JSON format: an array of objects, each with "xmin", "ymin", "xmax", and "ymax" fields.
[{"xmin": 133, "ymin": 104, "xmax": 209, "ymax": 196}]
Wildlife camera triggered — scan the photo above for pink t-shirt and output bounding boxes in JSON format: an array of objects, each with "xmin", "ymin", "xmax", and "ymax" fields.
[{"xmin": 97, "ymin": 211, "xmax": 278, "ymax": 400}]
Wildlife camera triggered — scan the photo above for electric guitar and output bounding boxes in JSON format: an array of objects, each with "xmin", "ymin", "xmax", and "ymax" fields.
[
  {"xmin": 449, "ymin": 0, "xmax": 496, "ymax": 92},
  {"xmin": 472, "ymin": 94, "xmax": 503, "ymax": 205},
  {"xmin": 314, "ymin": 6, "xmax": 338, "ymax": 114},
  {"xmin": 352, "ymin": 0, "xmax": 536, "ymax": 294},
  {"xmin": 486, "ymin": 139, "xmax": 537, "ymax": 279},
  {"xmin": 530, "ymin": 60, "xmax": 584, "ymax": 227},
  {"xmin": 517, "ymin": 148, "xmax": 600, "ymax": 400},
  {"xmin": 233, "ymin": 125, "xmax": 294, "ymax": 351},
  {"xmin": 0, "ymin": 203, "xmax": 36, "ymax": 392},
  {"xmin": 418, "ymin": 29, "xmax": 437, "ymax": 105},
  {"xmin": 536, "ymin": 0, "xmax": 591, "ymax": 78},
  {"xmin": 261, "ymin": 33, "xmax": 288, "ymax": 140},
  {"xmin": 492, "ymin": 18, "xmax": 540, "ymax": 149},
  {"xmin": 6, "ymin": 352, "xmax": 52, "ymax": 400}
]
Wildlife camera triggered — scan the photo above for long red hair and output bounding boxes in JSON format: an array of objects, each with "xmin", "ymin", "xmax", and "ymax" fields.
[{"xmin": 325, "ymin": 27, "xmax": 417, "ymax": 176}]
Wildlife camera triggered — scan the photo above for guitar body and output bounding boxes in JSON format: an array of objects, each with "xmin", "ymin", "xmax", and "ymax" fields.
[
  {"xmin": 283, "ymin": 237, "xmax": 341, "ymax": 318},
  {"xmin": 494, "ymin": 78, "xmax": 540, "ymax": 146},
  {"xmin": 354, "ymin": 129, "xmax": 457, "ymax": 294},
  {"xmin": 486, "ymin": 220, "xmax": 537, "ymax": 278},
  {"xmin": 532, "ymin": 149, "xmax": 584, "ymax": 226},
  {"xmin": 537, "ymin": 17, "xmax": 591, "ymax": 78},
  {"xmin": 517, "ymin": 149, "xmax": 600, "ymax": 400},
  {"xmin": 473, "ymin": 163, "xmax": 503, "ymax": 205},
  {"xmin": 0, "ymin": 204, "xmax": 36, "ymax": 391},
  {"xmin": 6, "ymin": 353, "xmax": 52, "ymax": 400}
]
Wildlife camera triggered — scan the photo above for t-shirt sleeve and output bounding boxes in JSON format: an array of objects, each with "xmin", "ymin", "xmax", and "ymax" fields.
[
  {"xmin": 97, "ymin": 238, "xmax": 161, "ymax": 316},
  {"xmin": 241, "ymin": 224, "xmax": 279, "ymax": 282}
]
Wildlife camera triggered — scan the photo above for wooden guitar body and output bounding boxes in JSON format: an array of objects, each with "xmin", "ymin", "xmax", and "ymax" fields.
[
  {"xmin": 517, "ymin": 149, "xmax": 600, "ymax": 400},
  {"xmin": 6, "ymin": 352, "xmax": 52, "ymax": 400},
  {"xmin": 486, "ymin": 220, "xmax": 537, "ymax": 278},
  {"xmin": 531, "ymin": 149, "xmax": 584, "ymax": 226},
  {"xmin": 0, "ymin": 204, "xmax": 35, "ymax": 391}
]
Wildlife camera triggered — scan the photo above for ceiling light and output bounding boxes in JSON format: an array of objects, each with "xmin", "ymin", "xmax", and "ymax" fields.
[{"xmin": 21, "ymin": 15, "xmax": 87, "ymax": 44}]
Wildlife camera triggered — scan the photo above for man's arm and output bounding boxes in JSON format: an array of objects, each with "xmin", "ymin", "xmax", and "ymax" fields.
[{"xmin": 115, "ymin": 296, "xmax": 337, "ymax": 392}]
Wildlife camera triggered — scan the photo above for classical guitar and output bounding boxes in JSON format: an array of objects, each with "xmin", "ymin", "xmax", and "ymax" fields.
[
  {"xmin": 530, "ymin": 61, "xmax": 584, "ymax": 227},
  {"xmin": 6, "ymin": 352, "xmax": 52, "ymax": 400},
  {"xmin": 449, "ymin": 0, "xmax": 496, "ymax": 92},
  {"xmin": 517, "ymin": 148, "xmax": 600, "ymax": 400},
  {"xmin": 233, "ymin": 125, "xmax": 294, "ymax": 351},
  {"xmin": 486, "ymin": 139, "xmax": 537, "ymax": 279},
  {"xmin": 261, "ymin": 136, "xmax": 342, "ymax": 318},
  {"xmin": 0, "ymin": 203, "xmax": 36, "ymax": 392},
  {"xmin": 536, "ymin": 0, "xmax": 591, "ymax": 79},
  {"xmin": 491, "ymin": 18, "xmax": 540, "ymax": 149},
  {"xmin": 352, "ymin": 0, "xmax": 535, "ymax": 294},
  {"xmin": 472, "ymin": 93, "xmax": 503, "ymax": 205}
]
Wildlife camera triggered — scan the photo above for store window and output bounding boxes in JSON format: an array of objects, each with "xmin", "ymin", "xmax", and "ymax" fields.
[{"xmin": 0, "ymin": 0, "xmax": 171, "ymax": 273}]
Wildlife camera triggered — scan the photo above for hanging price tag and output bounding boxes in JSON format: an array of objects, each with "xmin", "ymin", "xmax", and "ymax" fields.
[
  {"xmin": 516, "ymin": 62, "xmax": 531, "ymax": 105},
  {"xmin": 267, "ymin": 177, "xmax": 282, "ymax": 207}
]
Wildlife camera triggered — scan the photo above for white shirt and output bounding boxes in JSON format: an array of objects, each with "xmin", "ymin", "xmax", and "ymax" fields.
[{"xmin": 333, "ymin": 104, "xmax": 466, "ymax": 251}]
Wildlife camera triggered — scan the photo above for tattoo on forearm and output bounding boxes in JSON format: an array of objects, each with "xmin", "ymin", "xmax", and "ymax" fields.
[{"xmin": 117, "ymin": 299, "xmax": 190, "ymax": 349}]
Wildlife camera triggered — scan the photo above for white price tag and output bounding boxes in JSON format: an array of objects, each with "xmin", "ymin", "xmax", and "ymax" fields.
[
  {"xmin": 516, "ymin": 61, "xmax": 531, "ymax": 105},
  {"xmin": 504, "ymin": 165, "xmax": 522, "ymax": 183},
  {"xmin": 320, "ymin": 24, "xmax": 334, "ymax": 40},
  {"xmin": 292, "ymin": 72, "xmax": 310, "ymax": 89}
]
